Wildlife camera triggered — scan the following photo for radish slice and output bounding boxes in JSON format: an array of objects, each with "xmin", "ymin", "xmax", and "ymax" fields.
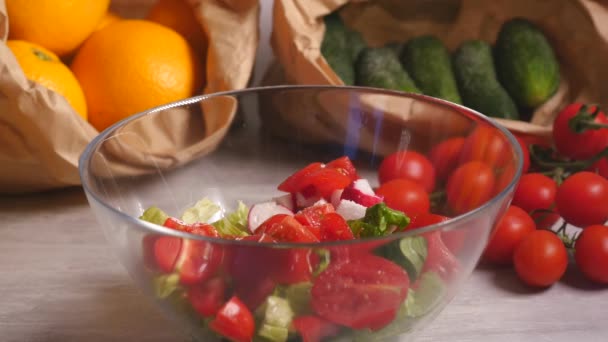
[
  {"xmin": 312, "ymin": 198, "xmax": 328, "ymax": 206},
  {"xmin": 295, "ymin": 191, "xmax": 323, "ymax": 209},
  {"xmin": 273, "ymin": 193, "xmax": 295, "ymax": 212},
  {"xmin": 330, "ymin": 189, "xmax": 343, "ymax": 208},
  {"xmin": 248, "ymin": 202, "xmax": 293, "ymax": 233},
  {"xmin": 336, "ymin": 199, "xmax": 367, "ymax": 221},
  {"xmin": 341, "ymin": 180, "xmax": 383, "ymax": 208}
]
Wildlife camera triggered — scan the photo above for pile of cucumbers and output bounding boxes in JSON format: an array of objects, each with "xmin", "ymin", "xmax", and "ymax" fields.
[{"xmin": 321, "ymin": 14, "xmax": 560, "ymax": 120}]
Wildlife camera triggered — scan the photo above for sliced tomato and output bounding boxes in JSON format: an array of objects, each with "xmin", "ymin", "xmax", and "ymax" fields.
[
  {"xmin": 256, "ymin": 214, "xmax": 291, "ymax": 234},
  {"xmin": 307, "ymin": 168, "xmax": 353, "ymax": 198},
  {"xmin": 319, "ymin": 212, "xmax": 355, "ymax": 241},
  {"xmin": 209, "ymin": 296, "xmax": 255, "ymax": 342},
  {"xmin": 142, "ymin": 234, "xmax": 160, "ymax": 270},
  {"xmin": 187, "ymin": 277, "xmax": 226, "ymax": 318},
  {"xmin": 176, "ymin": 240, "xmax": 224, "ymax": 285},
  {"xmin": 164, "ymin": 217, "xmax": 220, "ymax": 237},
  {"xmin": 293, "ymin": 315, "xmax": 341, "ymax": 342},
  {"xmin": 423, "ymin": 231, "xmax": 460, "ymax": 281},
  {"xmin": 295, "ymin": 203, "xmax": 335, "ymax": 227},
  {"xmin": 278, "ymin": 162, "xmax": 324, "ymax": 193},
  {"xmin": 260, "ymin": 216, "xmax": 320, "ymax": 243},
  {"xmin": 326, "ymin": 156, "xmax": 359, "ymax": 181},
  {"xmin": 274, "ymin": 249, "xmax": 315, "ymax": 284},
  {"xmin": 153, "ymin": 236, "xmax": 182, "ymax": 273},
  {"xmin": 311, "ymin": 254, "xmax": 409, "ymax": 330}
]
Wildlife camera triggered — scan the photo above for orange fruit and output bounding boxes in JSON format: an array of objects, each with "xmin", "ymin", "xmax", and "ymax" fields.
[
  {"xmin": 6, "ymin": 0, "xmax": 110, "ymax": 57},
  {"xmin": 7, "ymin": 40, "xmax": 87, "ymax": 120},
  {"xmin": 94, "ymin": 11, "xmax": 121, "ymax": 32},
  {"xmin": 146, "ymin": 0, "xmax": 207, "ymax": 55},
  {"xmin": 70, "ymin": 20, "xmax": 203, "ymax": 132}
]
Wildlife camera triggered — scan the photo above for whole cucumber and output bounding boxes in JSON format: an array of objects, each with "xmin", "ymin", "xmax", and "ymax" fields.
[
  {"xmin": 452, "ymin": 40, "xmax": 519, "ymax": 120},
  {"xmin": 400, "ymin": 35, "xmax": 462, "ymax": 104},
  {"xmin": 355, "ymin": 47, "xmax": 421, "ymax": 94},
  {"xmin": 495, "ymin": 18, "xmax": 560, "ymax": 108}
]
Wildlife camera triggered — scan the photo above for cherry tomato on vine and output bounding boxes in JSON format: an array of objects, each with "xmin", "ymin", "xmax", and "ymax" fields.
[
  {"xmin": 428, "ymin": 137, "xmax": 465, "ymax": 182},
  {"xmin": 376, "ymin": 179, "xmax": 430, "ymax": 216},
  {"xmin": 446, "ymin": 161, "xmax": 496, "ymax": 215},
  {"xmin": 512, "ymin": 173, "xmax": 557, "ymax": 213},
  {"xmin": 588, "ymin": 157, "xmax": 608, "ymax": 179},
  {"xmin": 513, "ymin": 230, "xmax": 568, "ymax": 287},
  {"xmin": 516, "ymin": 136, "xmax": 531, "ymax": 174},
  {"xmin": 482, "ymin": 206, "xmax": 536, "ymax": 265},
  {"xmin": 555, "ymin": 171, "xmax": 608, "ymax": 227},
  {"xmin": 552, "ymin": 103, "xmax": 608, "ymax": 160},
  {"xmin": 574, "ymin": 225, "xmax": 608, "ymax": 284},
  {"xmin": 378, "ymin": 150, "xmax": 436, "ymax": 192}
]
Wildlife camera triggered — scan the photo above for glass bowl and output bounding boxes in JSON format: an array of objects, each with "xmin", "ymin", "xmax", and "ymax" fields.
[{"xmin": 79, "ymin": 86, "xmax": 523, "ymax": 342}]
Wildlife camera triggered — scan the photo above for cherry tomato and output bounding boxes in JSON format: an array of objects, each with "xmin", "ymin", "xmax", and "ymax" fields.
[
  {"xmin": 423, "ymin": 231, "xmax": 460, "ymax": 281},
  {"xmin": 575, "ymin": 225, "xmax": 608, "ymax": 284},
  {"xmin": 446, "ymin": 161, "xmax": 496, "ymax": 215},
  {"xmin": 187, "ymin": 277, "xmax": 226, "ymax": 318},
  {"xmin": 209, "ymin": 296, "xmax": 255, "ymax": 342},
  {"xmin": 311, "ymin": 254, "xmax": 409, "ymax": 330},
  {"xmin": 293, "ymin": 315, "xmax": 341, "ymax": 342},
  {"xmin": 530, "ymin": 210, "xmax": 560, "ymax": 230},
  {"xmin": 513, "ymin": 230, "xmax": 568, "ymax": 287},
  {"xmin": 460, "ymin": 125, "xmax": 512, "ymax": 169},
  {"xmin": 295, "ymin": 203, "xmax": 335, "ymax": 227},
  {"xmin": 512, "ymin": 173, "xmax": 557, "ymax": 213},
  {"xmin": 409, "ymin": 212, "xmax": 449, "ymax": 229},
  {"xmin": 378, "ymin": 150, "xmax": 436, "ymax": 192},
  {"xmin": 552, "ymin": 103, "xmax": 608, "ymax": 160},
  {"xmin": 428, "ymin": 137, "xmax": 465, "ymax": 182},
  {"xmin": 259, "ymin": 216, "xmax": 320, "ymax": 243},
  {"xmin": 326, "ymin": 156, "xmax": 359, "ymax": 181},
  {"xmin": 274, "ymin": 250, "xmax": 315, "ymax": 284},
  {"xmin": 375, "ymin": 179, "xmax": 430, "ymax": 216},
  {"xmin": 319, "ymin": 212, "xmax": 355, "ymax": 241},
  {"xmin": 516, "ymin": 137, "xmax": 531, "ymax": 174},
  {"xmin": 493, "ymin": 162, "xmax": 517, "ymax": 196},
  {"xmin": 278, "ymin": 162, "xmax": 324, "ymax": 193},
  {"xmin": 555, "ymin": 171, "xmax": 608, "ymax": 227},
  {"xmin": 588, "ymin": 157, "xmax": 608, "ymax": 179},
  {"xmin": 482, "ymin": 206, "xmax": 536, "ymax": 265}
]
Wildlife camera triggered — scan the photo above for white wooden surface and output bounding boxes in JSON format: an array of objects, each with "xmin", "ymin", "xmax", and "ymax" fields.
[{"xmin": 1, "ymin": 1, "xmax": 607, "ymax": 341}]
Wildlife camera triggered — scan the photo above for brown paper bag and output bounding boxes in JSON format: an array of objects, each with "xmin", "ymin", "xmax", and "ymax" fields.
[
  {"xmin": 0, "ymin": 0, "xmax": 259, "ymax": 194},
  {"xmin": 267, "ymin": 0, "xmax": 608, "ymax": 148}
]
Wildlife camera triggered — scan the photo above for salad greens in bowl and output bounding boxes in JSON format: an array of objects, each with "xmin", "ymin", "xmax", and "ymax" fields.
[{"xmin": 79, "ymin": 86, "xmax": 523, "ymax": 342}]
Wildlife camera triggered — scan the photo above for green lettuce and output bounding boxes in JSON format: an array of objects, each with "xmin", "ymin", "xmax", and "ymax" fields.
[
  {"xmin": 348, "ymin": 203, "xmax": 410, "ymax": 238},
  {"xmin": 180, "ymin": 198, "xmax": 222, "ymax": 224},
  {"xmin": 139, "ymin": 206, "xmax": 169, "ymax": 226},
  {"xmin": 211, "ymin": 200, "xmax": 250, "ymax": 237}
]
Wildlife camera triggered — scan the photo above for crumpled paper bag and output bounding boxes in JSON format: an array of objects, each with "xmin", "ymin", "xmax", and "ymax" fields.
[
  {"xmin": 0, "ymin": 0, "xmax": 259, "ymax": 194},
  {"xmin": 267, "ymin": 0, "xmax": 608, "ymax": 147}
]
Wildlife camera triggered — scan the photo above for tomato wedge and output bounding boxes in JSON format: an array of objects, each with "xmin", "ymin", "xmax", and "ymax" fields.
[
  {"xmin": 164, "ymin": 217, "xmax": 220, "ymax": 237},
  {"xmin": 326, "ymin": 156, "xmax": 359, "ymax": 181},
  {"xmin": 311, "ymin": 254, "xmax": 409, "ymax": 330},
  {"xmin": 295, "ymin": 203, "xmax": 335, "ymax": 227},
  {"xmin": 423, "ymin": 231, "xmax": 460, "ymax": 281},
  {"xmin": 153, "ymin": 236, "xmax": 182, "ymax": 273},
  {"xmin": 278, "ymin": 162, "xmax": 324, "ymax": 193},
  {"xmin": 176, "ymin": 239, "xmax": 224, "ymax": 285},
  {"xmin": 259, "ymin": 216, "xmax": 320, "ymax": 243},
  {"xmin": 187, "ymin": 277, "xmax": 226, "ymax": 318},
  {"xmin": 293, "ymin": 315, "xmax": 341, "ymax": 342},
  {"xmin": 274, "ymin": 249, "xmax": 315, "ymax": 284},
  {"xmin": 319, "ymin": 212, "xmax": 355, "ymax": 241},
  {"xmin": 209, "ymin": 296, "xmax": 255, "ymax": 342}
]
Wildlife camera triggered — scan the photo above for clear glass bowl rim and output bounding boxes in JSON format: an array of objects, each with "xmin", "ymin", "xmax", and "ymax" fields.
[{"xmin": 78, "ymin": 85, "xmax": 524, "ymax": 248}]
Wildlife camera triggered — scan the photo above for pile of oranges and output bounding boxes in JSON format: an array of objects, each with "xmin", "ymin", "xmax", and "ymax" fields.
[{"xmin": 5, "ymin": 0, "xmax": 206, "ymax": 132}]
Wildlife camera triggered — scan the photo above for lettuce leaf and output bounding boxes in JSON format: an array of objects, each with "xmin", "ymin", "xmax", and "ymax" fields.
[
  {"xmin": 348, "ymin": 203, "xmax": 410, "ymax": 238},
  {"xmin": 139, "ymin": 206, "xmax": 169, "ymax": 226},
  {"xmin": 212, "ymin": 201, "xmax": 250, "ymax": 237},
  {"xmin": 180, "ymin": 198, "xmax": 222, "ymax": 224}
]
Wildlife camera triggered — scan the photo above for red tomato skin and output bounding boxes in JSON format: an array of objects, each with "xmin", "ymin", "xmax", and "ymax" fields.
[
  {"xmin": 164, "ymin": 217, "xmax": 220, "ymax": 237},
  {"xmin": 177, "ymin": 240, "xmax": 224, "ymax": 285},
  {"xmin": 423, "ymin": 231, "xmax": 460, "ymax": 281},
  {"xmin": 278, "ymin": 162, "xmax": 324, "ymax": 193},
  {"xmin": 513, "ymin": 230, "xmax": 568, "ymax": 287},
  {"xmin": 261, "ymin": 216, "xmax": 320, "ymax": 243},
  {"xmin": 378, "ymin": 150, "xmax": 436, "ymax": 192},
  {"xmin": 326, "ymin": 156, "xmax": 359, "ymax": 181},
  {"xmin": 482, "ymin": 206, "xmax": 536, "ymax": 265},
  {"xmin": 555, "ymin": 172, "xmax": 608, "ymax": 227},
  {"xmin": 446, "ymin": 161, "xmax": 496, "ymax": 215},
  {"xmin": 512, "ymin": 173, "xmax": 557, "ymax": 213},
  {"xmin": 187, "ymin": 277, "xmax": 226, "ymax": 317},
  {"xmin": 460, "ymin": 125, "xmax": 512, "ymax": 169},
  {"xmin": 319, "ymin": 212, "xmax": 355, "ymax": 241},
  {"xmin": 530, "ymin": 210, "xmax": 560, "ymax": 230},
  {"xmin": 311, "ymin": 254, "xmax": 409, "ymax": 330},
  {"xmin": 553, "ymin": 103, "xmax": 608, "ymax": 160},
  {"xmin": 293, "ymin": 315, "xmax": 341, "ymax": 342},
  {"xmin": 209, "ymin": 296, "xmax": 255, "ymax": 342},
  {"xmin": 409, "ymin": 213, "xmax": 449, "ymax": 229},
  {"xmin": 588, "ymin": 157, "xmax": 608, "ymax": 179},
  {"xmin": 274, "ymin": 249, "xmax": 314, "ymax": 284},
  {"xmin": 154, "ymin": 236, "xmax": 182, "ymax": 273},
  {"xmin": 375, "ymin": 179, "xmax": 430, "ymax": 216},
  {"xmin": 516, "ymin": 137, "xmax": 531, "ymax": 174},
  {"xmin": 295, "ymin": 203, "xmax": 335, "ymax": 227},
  {"xmin": 429, "ymin": 137, "xmax": 465, "ymax": 182},
  {"xmin": 575, "ymin": 225, "xmax": 608, "ymax": 284},
  {"xmin": 307, "ymin": 168, "xmax": 353, "ymax": 198}
]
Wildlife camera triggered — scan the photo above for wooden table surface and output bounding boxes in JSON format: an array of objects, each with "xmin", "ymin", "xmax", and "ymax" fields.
[{"xmin": 1, "ymin": 188, "xmax": 607, "ymax": 342}]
